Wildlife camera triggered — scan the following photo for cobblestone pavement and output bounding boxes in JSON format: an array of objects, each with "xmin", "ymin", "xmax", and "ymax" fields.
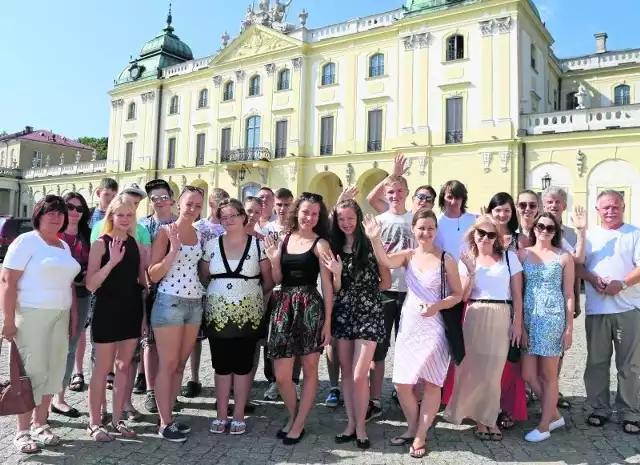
[{"xmin": 1, "ymin": 296, "xmax": 639, "ymax": 465}]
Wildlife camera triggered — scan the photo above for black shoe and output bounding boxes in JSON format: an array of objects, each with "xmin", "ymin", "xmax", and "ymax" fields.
[
  {"xmin": 276, "ymin": 428, "xmax": 288, "ymax": 439},
  {"xmin": 283, "ymin": 429, "xmax": 306, "ymax": 445},
  {"xmin": 365, "ymin": 400, "xmax": 382, "ymax": 422},
  {"xmin": 391, "ymin": 389, "xmax": 400, "ymax": 407},
  {"xmin": 51, "ymin": 404, "xmax": 81, "ymax": 418},
  {"xmin": 144, "ymin": 391, "xmax": 158, "ymax": 413},
  {"xmin": 158, "ymin": 421, "xmax": 187, "ymax": 443},
  {"xmin": 356, "ymin": 438, "xmax": 371, "ymax": 450},
  {"xmin": 181, "ymin": 381, "xmax": 202, "ymax": 398},
  {"xmin": 133, "ymin": 374, "xmax": 146, "ymax": 395},
  {"xmin": 335, "ymin": 432, "xmax": 356, "ymax": 444}
]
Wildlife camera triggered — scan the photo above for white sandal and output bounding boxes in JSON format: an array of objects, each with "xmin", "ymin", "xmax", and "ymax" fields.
[
  {"xmin": 30, "ymin": 424, "xmax": 60, "ymax": 446},
  {"xmin": 230, "ymin": 420, "xmax": 247, "ymax": 435},
  {"xmin": 14, "ymin": 431, "xmax": 40, "ymax": 454},
  {"xmin": 209, "ymin": 419, "xmax": 229, "ymax": 434}
]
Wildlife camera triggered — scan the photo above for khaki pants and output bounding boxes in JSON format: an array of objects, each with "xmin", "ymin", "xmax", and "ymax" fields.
[
  {"xmin": 14, "ymin": 306, "xmax": 69, "ymax": 405},
  {"xmin": 584, "ymin": 309, "xmax": 640, "ymax": 422}
]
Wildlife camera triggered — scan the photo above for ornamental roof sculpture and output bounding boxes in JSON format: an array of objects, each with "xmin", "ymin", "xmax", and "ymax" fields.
[{"xmin": 241, "ymin": 0, "xmax": 296, "ymax": 34}]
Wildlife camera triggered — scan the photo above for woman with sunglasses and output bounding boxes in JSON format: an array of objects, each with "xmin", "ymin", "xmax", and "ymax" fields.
[
  {"xmin": 516, "ymin": 190, "xmax": 540, "ymax": 236},
  {"xmin": 148, "ymin": 186, "xmax": 205, "ymax": 443},
  {"xmin": 444, "ymin": 215, "xmax": 523, "ymax": 441},
  {"xmin": 264, "ymin": 192, "xmax": 333, "ymax": 445},
  {"xmin": 519, "ymin": 212, "xmax": 580, "ymax": 442},
  {"xmin": 50, "ymin": 193, "xmax": 92, "ymax": 418}
]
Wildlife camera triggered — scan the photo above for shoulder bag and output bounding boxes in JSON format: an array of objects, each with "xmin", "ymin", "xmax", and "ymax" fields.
[
  {"xmin": 505, "ymin": 251, "xmax": 522, "ymax": 363},
  {"xmin": 0, "ymin": 338, "xmax": 35, "ymax": 416},
  {"xmin": 440, "ymin": 252, "xmax": 466, "ymax": 365}
]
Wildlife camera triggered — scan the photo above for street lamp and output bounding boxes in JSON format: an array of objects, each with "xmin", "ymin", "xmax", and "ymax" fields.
[
  {"xmin": 238, "ymin": 164, "xmax": 251, "ymax": 182},
  {"xmin": 541, "ymin": 173, "xmax": 551, "ymax": 190}
]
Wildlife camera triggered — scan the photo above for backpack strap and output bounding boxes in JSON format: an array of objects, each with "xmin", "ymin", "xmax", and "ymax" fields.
[{"xmin": 440, "ymin": 251, "xmax": 446, "ymax": 300}]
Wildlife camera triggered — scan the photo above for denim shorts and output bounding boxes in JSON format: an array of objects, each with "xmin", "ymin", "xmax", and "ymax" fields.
[{"xmin": 151, "ymin": 292, "xmax": 204, "ymax": 328}]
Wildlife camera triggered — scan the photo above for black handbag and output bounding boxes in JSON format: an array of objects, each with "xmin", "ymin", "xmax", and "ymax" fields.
[
  {"xmin": 504, "ymin": 251, "xmax": 521, "ymax": 363},
  {"xmin": 440, "ymin": 252, "xmax": 466, "ymax": 365}
]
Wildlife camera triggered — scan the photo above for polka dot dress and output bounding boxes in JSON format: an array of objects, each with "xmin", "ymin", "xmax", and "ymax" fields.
[{"xmin": 158, "ymin": 228, "xmax": 204, "ymax": 299}]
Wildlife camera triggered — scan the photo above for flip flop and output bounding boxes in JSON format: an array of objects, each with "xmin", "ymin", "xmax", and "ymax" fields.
[
  {"xmin": 622, "ymin": 420, "xmax": 640, "ymax": 435},
  {"xmin": 390, "ymin": 435, "xmax": 413, "ymax": 446},
  {"xmin": 68, "ymin": 373, "xmax": 85, "ymax": 392},
  {"xmin": 587, "ymin": 414, "xmax": 609, "ymax": 427},
  {"xmin": 409, "ymin": 444, "xmax": 427, "ymax": 458}
]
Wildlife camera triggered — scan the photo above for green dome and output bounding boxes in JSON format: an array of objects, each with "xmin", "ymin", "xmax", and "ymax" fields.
[{"xmin": 139, "ymin": 10, "xmax": 192, "ymax": 60}]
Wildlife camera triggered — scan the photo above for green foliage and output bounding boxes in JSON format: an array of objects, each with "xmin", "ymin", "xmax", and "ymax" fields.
[{"xmin": 77, "ymin": 137, "xmax": 108, "ymax": 159}]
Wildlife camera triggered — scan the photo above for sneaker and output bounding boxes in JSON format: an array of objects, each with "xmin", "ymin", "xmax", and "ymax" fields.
[
  {"xmin": 176, "ymin": 422, "xmax": 191, "ymax": 434},
  {"xmin": 133, "ymin": 374, "xmax": 146, "ymax": 395},
  {"xmin": 158, "ymin": 421, "xmax": 187, "ymax": 443},
  {"xmin": 365, "ymin": 400, "xmax": 382, "ymax": 422},
  {"xmin": 144, "ymin": 391, "xmax": 158, "ymax": 414},
  {"xmin": 295, "ymin": 383, "xmax": 302, "ymax": 401},
  {"xmin": 264, "ymin": 382, "xmax": 279, "ymax": 401},
  {"xmin": 325, "ymin": 388, "xmax": 340, "ymax": 408}
]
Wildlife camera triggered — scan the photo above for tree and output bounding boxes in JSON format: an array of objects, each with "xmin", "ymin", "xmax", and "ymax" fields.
[
  {"xmin": 77, "ymin": 137, "xmax": 108, "ymax": 159},
  {"xmin": 0, "ymin": 130, "xmax": 7, "ymax": 137}
]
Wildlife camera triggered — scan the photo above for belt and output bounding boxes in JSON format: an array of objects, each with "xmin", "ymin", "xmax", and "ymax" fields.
[{"xmin": 469, "ymin": 299, "xmax": 512, "ymax": 305}]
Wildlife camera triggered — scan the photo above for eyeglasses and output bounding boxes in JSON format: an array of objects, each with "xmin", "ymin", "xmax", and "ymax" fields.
[
  {"xmin": 66, "ymin": 204, "xmax": 85, "ymax": 213},
  {"xmin": 219, "ymin": 213, "xmax": 242, "ymax": 222},
  {"xmin": 518, "ymin": 202, "xmax": 538, "ymax": 211},
  {"xmin": 300, "ymin": 192, "xmax": 323, "ymax": 202},
  {"xmin": 181, "ymin": 186, "xmax": 205, "ymax": 196},
  {"xmin": 150, "ymin": 194, "xmax": 171, "ymax": 203},
  {"xmin": 535, "ymin": 223, "xmax": 556, "ymax": 234},
  {"xmin": 415, "ymin": 193, "xmax": 434, "ymax": 202},
  {"xmin": 476, "ymin": 228, "xmax": 498, "ymax": 240}
]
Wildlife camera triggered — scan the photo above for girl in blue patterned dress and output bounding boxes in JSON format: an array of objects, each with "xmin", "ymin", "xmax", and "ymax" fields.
[{"xmin": 518, "ymin": 212, "xmax": 575, "ymax": 443}]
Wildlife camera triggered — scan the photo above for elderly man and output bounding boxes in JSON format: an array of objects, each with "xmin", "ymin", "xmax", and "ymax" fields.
[{"xmin": 578, "ymin": 190, "xmax": 640, "ymax": 435}]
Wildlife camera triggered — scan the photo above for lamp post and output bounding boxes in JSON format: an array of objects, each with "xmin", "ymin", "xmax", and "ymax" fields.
[
  {"xmin": 238, "ymin": 164, "xmax": 250, "ymax": 182},
  {"xmin": 541, "ymin": 173, "xmax": 551, "ymax": 190}
]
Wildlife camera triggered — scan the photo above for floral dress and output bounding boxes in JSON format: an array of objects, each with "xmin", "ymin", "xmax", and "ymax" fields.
[{"xmin": 332, "ymin": 250, "xmax": 385, "ymax": 343}]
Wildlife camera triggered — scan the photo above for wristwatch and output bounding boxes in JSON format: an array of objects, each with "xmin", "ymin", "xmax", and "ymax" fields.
[{"xmin": 621, "ymin": 280, "xmax": 629, "ymax": 290}]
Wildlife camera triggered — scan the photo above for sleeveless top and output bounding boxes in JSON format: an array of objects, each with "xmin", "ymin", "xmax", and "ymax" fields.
[
  {"xmin": 157, "ymin": 228, "xmax": 203, "ymax": 299},
  {"xmin": 95, "ymin": 235, "xmax": 141, "ymax": 299},
  {"xmin": 280, "ymin": 234, "xmax": 321, "ymax": 287}
]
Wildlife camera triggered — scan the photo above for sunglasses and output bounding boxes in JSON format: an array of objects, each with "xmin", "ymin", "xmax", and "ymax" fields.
[
  {"xmin": 66, "ymin": 204, "xmax": 85, "ymax": 213},
  {"xmin": 476, "ymin": 228, "xmax": 498, "ymax": 240},
  {"xmin": 535, "ymin": 223, "xmax": 556, "ymax": 234},
  {"xmin": 415, "ymin": 193, "xmax": 434, "ymax": 202},
  {"xmin": 300, "ymin": 192, "xmax": 323, "ymax": 202},
  {"xmin": 181, "ymin": 186, "xmax": 205, "ymax": 196},
  {"xmin": 518, "ymin": 202, "xmax": 538, "ymax": 211},
  {"xmin": 150, "ymin": 194, "xmax": 172, "ymax": 203}
]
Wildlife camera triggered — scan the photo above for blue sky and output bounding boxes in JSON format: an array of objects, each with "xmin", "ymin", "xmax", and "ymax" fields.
[{"xmin": 0, "ymin": 0, "xmax": 637, "ymax": 138}]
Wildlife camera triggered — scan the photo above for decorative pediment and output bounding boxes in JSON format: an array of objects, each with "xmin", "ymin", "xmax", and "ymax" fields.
[{"xmin": 209, "ymin": 25, "xmax": 302, "ymax": 66}]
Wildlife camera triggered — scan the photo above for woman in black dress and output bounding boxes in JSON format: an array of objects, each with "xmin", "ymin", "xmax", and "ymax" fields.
[{"xmin": 86, "ymin": 196, "xmax": 147, "ymax": 441}]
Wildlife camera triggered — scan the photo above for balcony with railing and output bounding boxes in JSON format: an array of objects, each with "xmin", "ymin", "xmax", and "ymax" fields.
[
  {"xmin": 320, "ymin": 144, "xmax": 333, "ymax": 156},
  {"xmin": 220, "ymin": 147, "xmax": 272, "ymax": 163},
  {"xmin": 24, "ymin": 160, "xmax": 107, "ymax": 179},
  {"xmin": 367, "ymin": 140, "xmax": 382, "ymax": 152},
  {"xmin": 521, "ymin": 104, "xmax": 640, "ymax": 135},
  {"xmin": 445, "ymin": 131, "xmax": 463, "ymax": 144},
  {"xmin": 0, "ymin": 168, "xmax": 23, "ymax": 179}
]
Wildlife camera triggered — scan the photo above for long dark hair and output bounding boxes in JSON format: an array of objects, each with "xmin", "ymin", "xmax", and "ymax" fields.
[
  {"xmin": 286, "ymin": 192, "xmax": 330, "ymax": 239},
  {"xmin": 528, "ymin": 212, "xmax": 562, "ymax": 248},
  {"xmin": 438, "ymin": 180, "xmax": 468, "ymax": 213},
  {"xmin": 487, "ymin": 192, "xmax": 519, "ymax": 235},
  {"xmin": 330, "ymin": 199, "xmax": 371, "ymax": 270},
  {"xmin": 62, "ymin": 192, "xmax": 90, "ymax": 243}
]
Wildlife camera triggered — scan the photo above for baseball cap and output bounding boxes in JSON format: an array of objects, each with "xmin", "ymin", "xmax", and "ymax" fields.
[
  {"xmin": 145, "ymin": 179, "xmax": 173, "ymax": 196},
  {"xmin": 121, "ymin": 182, "xmax": 147, "ymax": 199}
]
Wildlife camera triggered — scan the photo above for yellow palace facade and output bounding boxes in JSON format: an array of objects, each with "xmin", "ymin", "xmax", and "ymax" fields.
[{"xmin": 21, "ymin": 0, "xmax": 640, "ymax": 227}]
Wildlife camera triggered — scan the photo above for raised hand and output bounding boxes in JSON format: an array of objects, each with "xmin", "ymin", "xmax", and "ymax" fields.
[
  {"xmin": 336, "ymin": 186, "xmax": 359, "ymax": 204},
  {"xmin": 263, "ymin": 234, "xmax": 282, "ymax": 262},
  {"xmin": 460, "ymin": 250, "xmax": 476, "ymax": 274},
  {"xmin": 480, "ymin": 206, "xmax": 487, "ymax": 215},
  {"xmin": 108, "ymin": 237, "xmax": 126, "ymax": 266},
  {"xmin": 571, "ymin": 205, "xmax": 587, "ymax": 231},
  {"xmin": 362, "ymin": 214, "xmax": 382, "ymax": 239},
  {"xmin": 321, "ymin": 251, "xmax": 343, "ymax": 275},
  {"xmin": 167, "ymin": 223, "xmax": 181, "ymax": 252},
  {"xmin": 393, "ymin": 153, "xmax": 409, "ymax": 176}
]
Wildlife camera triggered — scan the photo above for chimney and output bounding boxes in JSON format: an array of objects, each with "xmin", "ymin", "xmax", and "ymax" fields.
[
  {"xmin": 594, "ymin": 32, "xmax": 608, "ymax": 54},
  {"xmin": 24, "ymin": 125, "xmax": 33, "ymax": 134}
]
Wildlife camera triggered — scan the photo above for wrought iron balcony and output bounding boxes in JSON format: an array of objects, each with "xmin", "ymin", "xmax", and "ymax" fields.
[
  {"xmin": 221, "ymin": 147, "xmax": 272, "ymax": 163},
  {"xmin": 274, "ymin": 147, "xmax": 287, "ymax": 158},
  {"xmin": 320, "ymin": 144, "xmax": 333, "ymax": 155},
  {"xmin": 445, "ymin": 130, "xmax": 463, "ymax": 144},
  {"xmin": 367, "ymin": 140, "xmax": 382, "ymax": 152},
  {"xmin": 0, "ymin": 168, "xmax": 23, "ymax": 179}
]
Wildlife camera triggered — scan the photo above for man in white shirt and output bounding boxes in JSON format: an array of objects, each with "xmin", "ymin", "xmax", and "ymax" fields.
[
  {"xmin": 578, "ymin": 190, "xmax": 640, "ymax": 435},
  {"xmin": 434, "ymin": 180, "xmax": 476, "ymax": 261},
  {"xmin": 256, "ymin": 186, "xmax": 277, "ymax": 235}
]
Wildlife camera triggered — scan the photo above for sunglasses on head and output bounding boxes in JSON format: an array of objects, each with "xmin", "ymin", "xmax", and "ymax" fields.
[
  {"xmin": 300, "ymin": 192, "xmax": 323, "ymax": 202},
  {"xmin": 181, "ymin": 186, "xmax": 205, "ymax": 196},
  {"xmin": 535, "ymin": 223, "xmax": 556, "ymax": 234},
  {"xmin": 66, "ymin": 204, "xmax": 85, "ymax": 213},
  {"xmin": 518, "ymin": 201, "xmax": 538, "ymax": 210},
  {"xmin": 476, "ymin": 228, "xmax": 498, "ymax": 240},
  {"xmin": 415, "ymin": 193, "xmax": 434, "ymax": 202}
]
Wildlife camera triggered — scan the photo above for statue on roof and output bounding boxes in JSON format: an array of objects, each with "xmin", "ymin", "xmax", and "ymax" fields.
[
  {"xmin": 272, "ymin": 0, "xmax": 292, "ymax": 24},
  {"xmin": 239, "ymin": 0, "xmax": 295, "ymax": 33}
]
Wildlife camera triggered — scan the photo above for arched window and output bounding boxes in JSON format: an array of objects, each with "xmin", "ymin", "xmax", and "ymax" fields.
[
  {"xmin": 446, "ymin": 34, "xmax": 464, "ymax": 61},
  {"xmin": 321, "ymin": 63, "xmax": 336, "ymax": 86},
  {"xmin": 566, "ymin": 91, "xmax": 578, "ymax": 110},
  {"xmin": 277, "ymin": 69, "xmax": 290, "ymax": 90},
  {"xmin": 169, "ymin": 95, "xmax": 179, "ymax": 115},
  {"xmin": 198, "ymin": 88, "xmax": 208, "ymax": 108},
  {"xmin": 246, "ymin": 116, "xmax": 261, "ymax": 152},
  {"xmin": 127, "ymin": 102, "xmax": 136, "ymax": 120},
  {"xmin": 241, "ymin": 182, "xmax": 260, "ymax": 200},
  {"xmin": 614, "ymin": 84, "xmax": 630, "ymax": 106},
  {"xmin": 369, "ymin": 53, "xmax": 385, "ymax": 77},
  {"xmin": 223, "ymin": 81, "xmax": 234, "ymax": 101},
  {"xmin": 249, "ymin": 75, "xmax": 261, "ymax": 96}
]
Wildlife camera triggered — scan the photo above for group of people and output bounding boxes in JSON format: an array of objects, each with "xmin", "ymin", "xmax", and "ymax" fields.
[{"xmin": 1, "ymin": 153, "xmax": 638, "ymax": 458}]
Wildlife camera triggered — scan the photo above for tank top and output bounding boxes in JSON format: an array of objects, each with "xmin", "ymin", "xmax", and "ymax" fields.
[
  {"xmin": 96, "ymin": 235, "xmax": 141, "ymax": 299},
  {"xmin": 158, "ymin": 228, "xmax": 204, "ymax": 299},
  {"xmin": 280, "ymin": 234, "xmax": 321, "ymax": 287}
]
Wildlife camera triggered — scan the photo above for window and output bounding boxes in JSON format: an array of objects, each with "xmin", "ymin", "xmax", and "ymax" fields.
[
  {"xmin": 367, "ymin": 109, "xmax": 383, "ymax": 152},
  {"xmin": 277, "ymin": 69, "xmax": 290, "ymax": 91},
  {"xmin": 223, "ymin": 81, "xmax": 234, "ymax": 101},
  {"xmin": 196, "ymin": 133, "xmax": 206, "ymax": 166},
  {"xmin": 614, "ymin": 84, "xmax": 630, "ymax": 106},
  {"xmin": 320, "ymin": 116, "xmax": 334, "ymax": 155},
  {"xmin": 321, "ymin": 63, "xmax": 336, "ymax": 86},
  {"xmin": 167, "ymin": 137, "xmax": 176, "ymax": 169},
  {"xmin": 220, "ymin": 127, "xmax": 231, "ymax": 161},
  {"xmin": 369, "ymin": 53, "xmax": 385, "ymax": 77},
  {"xmin": 553, "ymin": 89, "xmax": 558, "ymax": 110},
  {"xmin": 530, "ymin": 44, "xmax": 537, "ymax": 70},
  {"xmin": 169, "ymin": 95, "xmax": 179, "ymax": 115},
  {"xmin": 566, "ymin": 92, "xmax": 578, "ymax": 110},
  {"xmin": 32, "ymin": 151, "xmax": 43, "ymax": 168},
  {"xmin": 446, "ymin": 34, "xmax": 464, "ymax": 61},
  {"xmin": 241, "ymin": 183, "xmax": 260, "ymax": 200},
  {"xmin": 275, "ymin": 121, "xmax": 288, "ymax": 158},
  {"xmin": 10, "ymin": 149, "xmax": 15, "ymax": 167},
  {"xmin": 249, "ymin": 75, "xmax": 261, "ymax": 96},
  {"xmin": 198, "ymin": 89, "xmax": 208, "ymax": 108},
  {"xmin": 246, "ymin": 116, "xmax": 261, "ymax": 153},
  {"xmin": 127, "ymin": 102, "xmax": 136, "ymax": 120},
  {"xmin": 445, "ymin": 97, "xmax": 463, "ymax": 144},
  {"xmin": 124, "ymin": 142, "xmax": 133, "ymax": 171}
]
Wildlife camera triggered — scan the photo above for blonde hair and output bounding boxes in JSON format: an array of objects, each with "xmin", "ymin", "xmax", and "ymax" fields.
[
  {"xmin": 464, "ymin": 214, "xmax": 504, "ymax": 259},
  {"xmin": 382, "ymin": 175, "xmax": 408, "ymax": 191},
  {"xmin": 209, "ymin": 188, "xmax": 230, "ymax": 204},
  {"xmin": 100, "ymin": 195, "xmax": 137, "ymax": 237}
]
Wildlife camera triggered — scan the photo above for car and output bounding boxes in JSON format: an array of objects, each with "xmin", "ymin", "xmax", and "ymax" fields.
[{"xmin": 0, "ymin": 217, "xmax": 34, "ymax": 262}]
